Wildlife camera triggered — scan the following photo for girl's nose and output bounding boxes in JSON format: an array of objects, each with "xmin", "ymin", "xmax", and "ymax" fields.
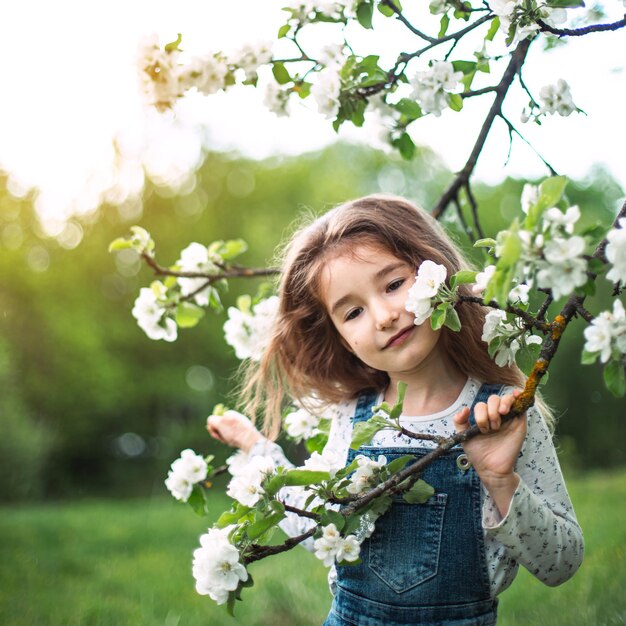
[{"xmin": 375, "ymin": 303, "xmax": 399, "ymax": 331}]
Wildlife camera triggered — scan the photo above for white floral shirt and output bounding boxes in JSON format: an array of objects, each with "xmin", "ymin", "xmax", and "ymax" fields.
[{"xmin": 248, "ymin": 378, "xmax": 584, "ymax": 597}]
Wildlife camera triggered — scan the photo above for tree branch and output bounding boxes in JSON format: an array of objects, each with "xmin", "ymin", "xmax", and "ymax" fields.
[
  {"xmin": 457, "ymin": 295, "xmax": 551, "ymax": 332},
  {"xmin": 243, "ymin": 527, "xmax": 316, "ymax": 564},
  {"xmin": 432, "ymin": 37, "xmax": 532, "ymax": 219},
  {"xmin": 537, "ymin": 17, "xmax": 626, "ymax": 37}
]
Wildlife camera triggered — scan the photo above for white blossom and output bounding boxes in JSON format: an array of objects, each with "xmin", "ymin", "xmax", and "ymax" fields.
[
  {"xmin": 539, "ymin": 79, "xmax": 577, "ymax": 117},
  {"xmin": 508, "ymin": 282, "xmax": 530, "ymax": 304},
  {"xmin": 543, "ymin": 205, "xmax": 580, "ymax": 235},
  {"xmin": 302, "ymin": 449, "xmax": 344, "ymax": 478},
  {"xmin": 225, "ymin": 450, "xmax": 249, "ymax": 476},
  {"xmin": 223, "ymin": 296, "xmax": 279, "ymax": 361},
  {"xmin": 482, "ymin": 309, "xmax": 508, "ymax": 344},
  {"xmin": 543, "ymin": 236, "xmax": 585, "ymax": 264},
  {"xmin": 536, "ymin": 258, "xmax": 587, "ymax": 300},
  {"xmin": 193, "ymin": 525, "xmax": 248, "ymax": 604},
  {"xmin": 521, "ymin": 183, "xmax": 540, "ymax": 215},
  {"xmin": 179, "ymin": 54, "xmax": 228, "ymax": 95},
  {"xmin": 336, "ymin": 534, "xmax": 361, "ymax": 562},
  {"xmin": 165, "ymin": 449, "xmax": 208, "ymax": 501},
  {"xmin": 405, "ymin": 261, "xmax": 446, "ymax": 325},
  {"xmin": 226, "ymin": 455, "xmax": 275, "ymax": 506},
  {"xmin": 472, "ymin": 265, "xmax": 496, "ymax": 296},
  {"xmin": 311, "ymin": 67, "xmax": 342, "ymax": 119},
  {"xmin": 347, "ymin": 455, "xmax": 387, "ymax": 494},
  {"xmin": 318, "ymin": 43, "xmax": 344, "ymax": 66},
  {"xmin": 429, "ymin": 0, "xmax": 449, "ymax": 14},
  {"xmin": 176, "ymin": 242, "xmax": 221, "ymax": 306},
  {"xmin": 264, "ymin": 82, "xmax": 291, "ymax": 117},
  {"xmin": 584, "ymin": 299, "xmax": 626, "ymax": 363},
  {"xmin": 132, "ymin": 285, "xmax": 177, "ymax": 342},
  {"xmin": 410, "ymin": 61, "xmax": 463, "ymax": 117},
  {"xmin": 284, "ymin": 408, "xmax": 320, "ymax": 439},
  {"xmin": 230, "ymin": 41, "xmax": 272, "ymax": 81},
  {"xmin": 605, "ymin": 218, "xmax": 626, "ymax": 284},
  {"xmin": 313, "ymin": 524, "xmax": 361, "ymax": 567},
  {"xmin": 137, "ymin": 34, "xmax": 181, "ymax": 111}
]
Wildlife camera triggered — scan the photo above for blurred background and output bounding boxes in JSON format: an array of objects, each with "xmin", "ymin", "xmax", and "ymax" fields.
[{"xmin": 1, "ymin": 1, "xmax": 625, "ymax": 624}]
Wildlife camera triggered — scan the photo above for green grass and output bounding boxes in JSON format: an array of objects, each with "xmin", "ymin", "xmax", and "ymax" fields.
[{"xmin": 1, "ymin": 469, "xmax": 625, "ymax": 626}]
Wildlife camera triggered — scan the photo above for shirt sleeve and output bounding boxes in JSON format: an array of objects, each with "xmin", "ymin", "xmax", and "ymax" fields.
[{"xmin": 482, "ymin": 404, "xmax": 584, "ymax": 587}]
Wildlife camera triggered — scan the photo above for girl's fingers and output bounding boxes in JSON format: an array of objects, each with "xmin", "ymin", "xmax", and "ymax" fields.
[
  {"xmin": 473, "ymin": 402, "xmax": 490, "ymax": 434},
  {"xmin": 487, "ymin": 395, "xmax": 502, "ymax": 431},
  {"xmin": 453, "ymin": 407, "xmax": 471, "ymax": 432},
  {"xmin": 206, "ymin": 415, "xmax": 225, "ymax": 442}
]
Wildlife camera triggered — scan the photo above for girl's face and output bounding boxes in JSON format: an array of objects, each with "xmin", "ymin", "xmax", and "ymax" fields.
[{"xmin": 320, "ymin": 243, "xmax": 443, "ymax": 380}]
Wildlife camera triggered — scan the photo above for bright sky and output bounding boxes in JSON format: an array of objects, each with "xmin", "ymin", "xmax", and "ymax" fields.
[{"xmin": 0, "ymin": 0, "xmax": 624, "ymax": 240}]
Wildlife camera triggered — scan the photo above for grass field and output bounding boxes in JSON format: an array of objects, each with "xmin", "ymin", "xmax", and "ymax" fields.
[{"xmin": 1, "ymin": 468, "xmax": 625, "ymax": 626}]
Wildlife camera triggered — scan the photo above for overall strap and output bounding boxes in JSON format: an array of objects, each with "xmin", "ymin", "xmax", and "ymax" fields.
[
  {"xmin": 468, "ymin": 382, "xmax": 506, "ymax": 427},
  {"xmin": 352, "ymin": 390, "xmax": 379, "ymax": 425}
]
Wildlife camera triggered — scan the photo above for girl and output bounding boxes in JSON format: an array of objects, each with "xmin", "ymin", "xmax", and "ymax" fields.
[{"xmin": 207, "ymin": 195, "xmax": 583, "ymax": 626}]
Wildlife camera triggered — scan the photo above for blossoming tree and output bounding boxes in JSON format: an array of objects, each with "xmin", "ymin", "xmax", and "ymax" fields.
[{"xmin": 109, "ymin": 0, "xmax": 626, "ymax": 613}]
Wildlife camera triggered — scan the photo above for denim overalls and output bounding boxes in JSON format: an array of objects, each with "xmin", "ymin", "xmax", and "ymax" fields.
[{"xmin": 324, "ymin": 384, "xmax": 504, "ymax": 626}]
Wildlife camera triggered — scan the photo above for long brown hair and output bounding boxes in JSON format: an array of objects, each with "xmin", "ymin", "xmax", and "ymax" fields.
[{"xmin": 242, "ymin": 194, "xmax": 546, "ymax": 438}]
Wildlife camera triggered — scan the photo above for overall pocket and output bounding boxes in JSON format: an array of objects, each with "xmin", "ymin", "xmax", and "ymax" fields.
[{"xmin": 367, "ymin": 492, "xmax": 447, "ymax": 593}]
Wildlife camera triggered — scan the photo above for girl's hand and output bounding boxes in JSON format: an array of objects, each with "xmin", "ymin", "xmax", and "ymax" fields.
[
  {"xmin": 453, "ymin": 389, "xmax": 527, "ymax": 517},
  {"xmin": 206, "ymin": 410, "xmax": 263, "ymax": 453}
]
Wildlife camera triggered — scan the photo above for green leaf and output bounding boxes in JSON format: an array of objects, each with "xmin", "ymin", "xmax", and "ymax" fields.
[
  {"xmin": 320, "ymin": 509, "xmax": 345, "ymax": 530},
  {"xmin": 525, "ymin": 176, "xmax": 567, "ymax": 230},
  {"xmin": 272, "ymin": 62, "xmax": 291, "ymax": 85},
  {"xmin": 486, "ymin": 16, "xmax": 500, "ymax": 41},
  {"xmin": 265, "ymin": 473, "xmax": 288, "ymax": 497},
  {"xmin": 187, "ymin": 484, "xmax": 208, "ymax": 516},
  {"xmin": 350, "ymin": 417, "xmax": 389, "ymax": 449},
  {"xmin": 394, "ymin": 98, "xmax": 423, "ymax": 120},
  {"xmin": 208, "ymin": 287, "xmax": 223, "ymax": 313},
  {"xmin": 448, "ymin": 93, "xmax": 463, "ymax": 112},
  {"xmin": 545, "ymin": 0, "xmax": 585, "ymax": 6},
  {"xmin": 402, "ymin": 479, "xmax": 434, "ymax": 504},
  {"xmin": 277, "ymin": 23, "xmax": 291, "ymax": 38},
  {"xmin": 487, "ymin": 335, "xmax": 504, "ymax": 359},
  {"xmin": 587, "ymin": 257, "xmax": 606, "ymax": 274},
  {"xmin": 108, "ymin": 237, "xmax": 132, "ymax": 252},
  {"xmin": 305, "ymin": 432, "xmax": 329, "ymax": 455},
  {"xmin": 444, "ymin": 307, "xmax": 461, "ymax": 332},
  {"xmin": 581, "ymin": 349, "xmax": 598, "ymax": 365},
  {"xmin": 438, "ymin": 14, "xmax": 450, "ymax": 37},
  {"xmin": 604, "ymin": 360, "xmax": 626, "ymax": 397},
  {"xmin": 164, "ymin": 33, "xmax": 182, "ymax": 53},
  {"xmin": 386, "ymin": 455, "xmax": 414, "ymax": 474},
  {"xmin": 295, "ymin": 81, "xmax": 311, "ymax": 99},
  {"xmin": 227, "ymin": 591, "xmax": 236, "ymax": 616},
  {"xmin": 175, "ymin": 302, "xmax": 205, "ymax": 329},
  {"xmin": 369, "ymin": 494, "xmax": 393, "ymax": 516},
  {"xmin": 394, "ymin": 132, "xmax": 416, "ymax": 160},
  {"xmin": 284, "ymin": 469, "xmax": 330, "ymax": 486},
  {"xmin": 236, "ymin": 294, "xmax": 252, "ymax": 313},
  {"xmin": 474, "ymin": 238, "xmax": 496, "ymax": 249},
  {"xmin": 430, "ymin": 305, "xmax": 447, "ymax": 331},
  {"xmin": 220, "ymin": 238, "xmax": 248, "ymax": 260},
  {"xmin": 247, "ymin": 511, "xmax": 285, "ymax": 540},
  {"xmin": 451, "ymin": 60, "xmax": 476, "ymax": 74},
  {"xmin": 216, "ymin": 504, "xmax": 251, "ymax": 528},
  {"xmin": 356, "ymin": 1, "xmax": 374, "ymax": 28},
  {"xmin": 450, "ymin": 270, "xmax": 478, "ymax": 289}
]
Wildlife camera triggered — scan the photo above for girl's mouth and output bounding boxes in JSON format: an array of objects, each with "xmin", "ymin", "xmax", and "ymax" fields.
[{"xmin": 384, "ymin": 325, "xmax": 415, "ymax": 349}]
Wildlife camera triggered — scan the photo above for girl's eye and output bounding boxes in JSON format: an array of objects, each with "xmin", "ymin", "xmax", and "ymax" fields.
[
  {"xmin": 345, "ymin": 307, "xmax": 362, "ymax": 321},
  {"xmin": 387, "ymin": 279, "xmax": 405, "ymax": 292}
]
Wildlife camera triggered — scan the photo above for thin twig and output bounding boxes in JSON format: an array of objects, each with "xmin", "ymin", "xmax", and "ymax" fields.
[
  {"xmin": 464, "ymin": 182, "xmax": 485, "ymax": 240},
  {"xmin": 458, "ymin": 295, "xmax": 551, "ymax": 332},
  {"xmin": 432, "ymin": 38, "xmax": 532, "ymax": 219},
  {"xmin": 243, "ymin": 527, "xmax": 316, "ymax": 564},
  {"xmin": 499, "ymin": 114, "xmax": 558, "ymax": 176},
  {"xmin": 537, "ymin": 17, "xmax": 626, "ymax": 37},
  {"xmin": 282, "ymin": 503, "xmax": 321, "ymax": 521}
]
